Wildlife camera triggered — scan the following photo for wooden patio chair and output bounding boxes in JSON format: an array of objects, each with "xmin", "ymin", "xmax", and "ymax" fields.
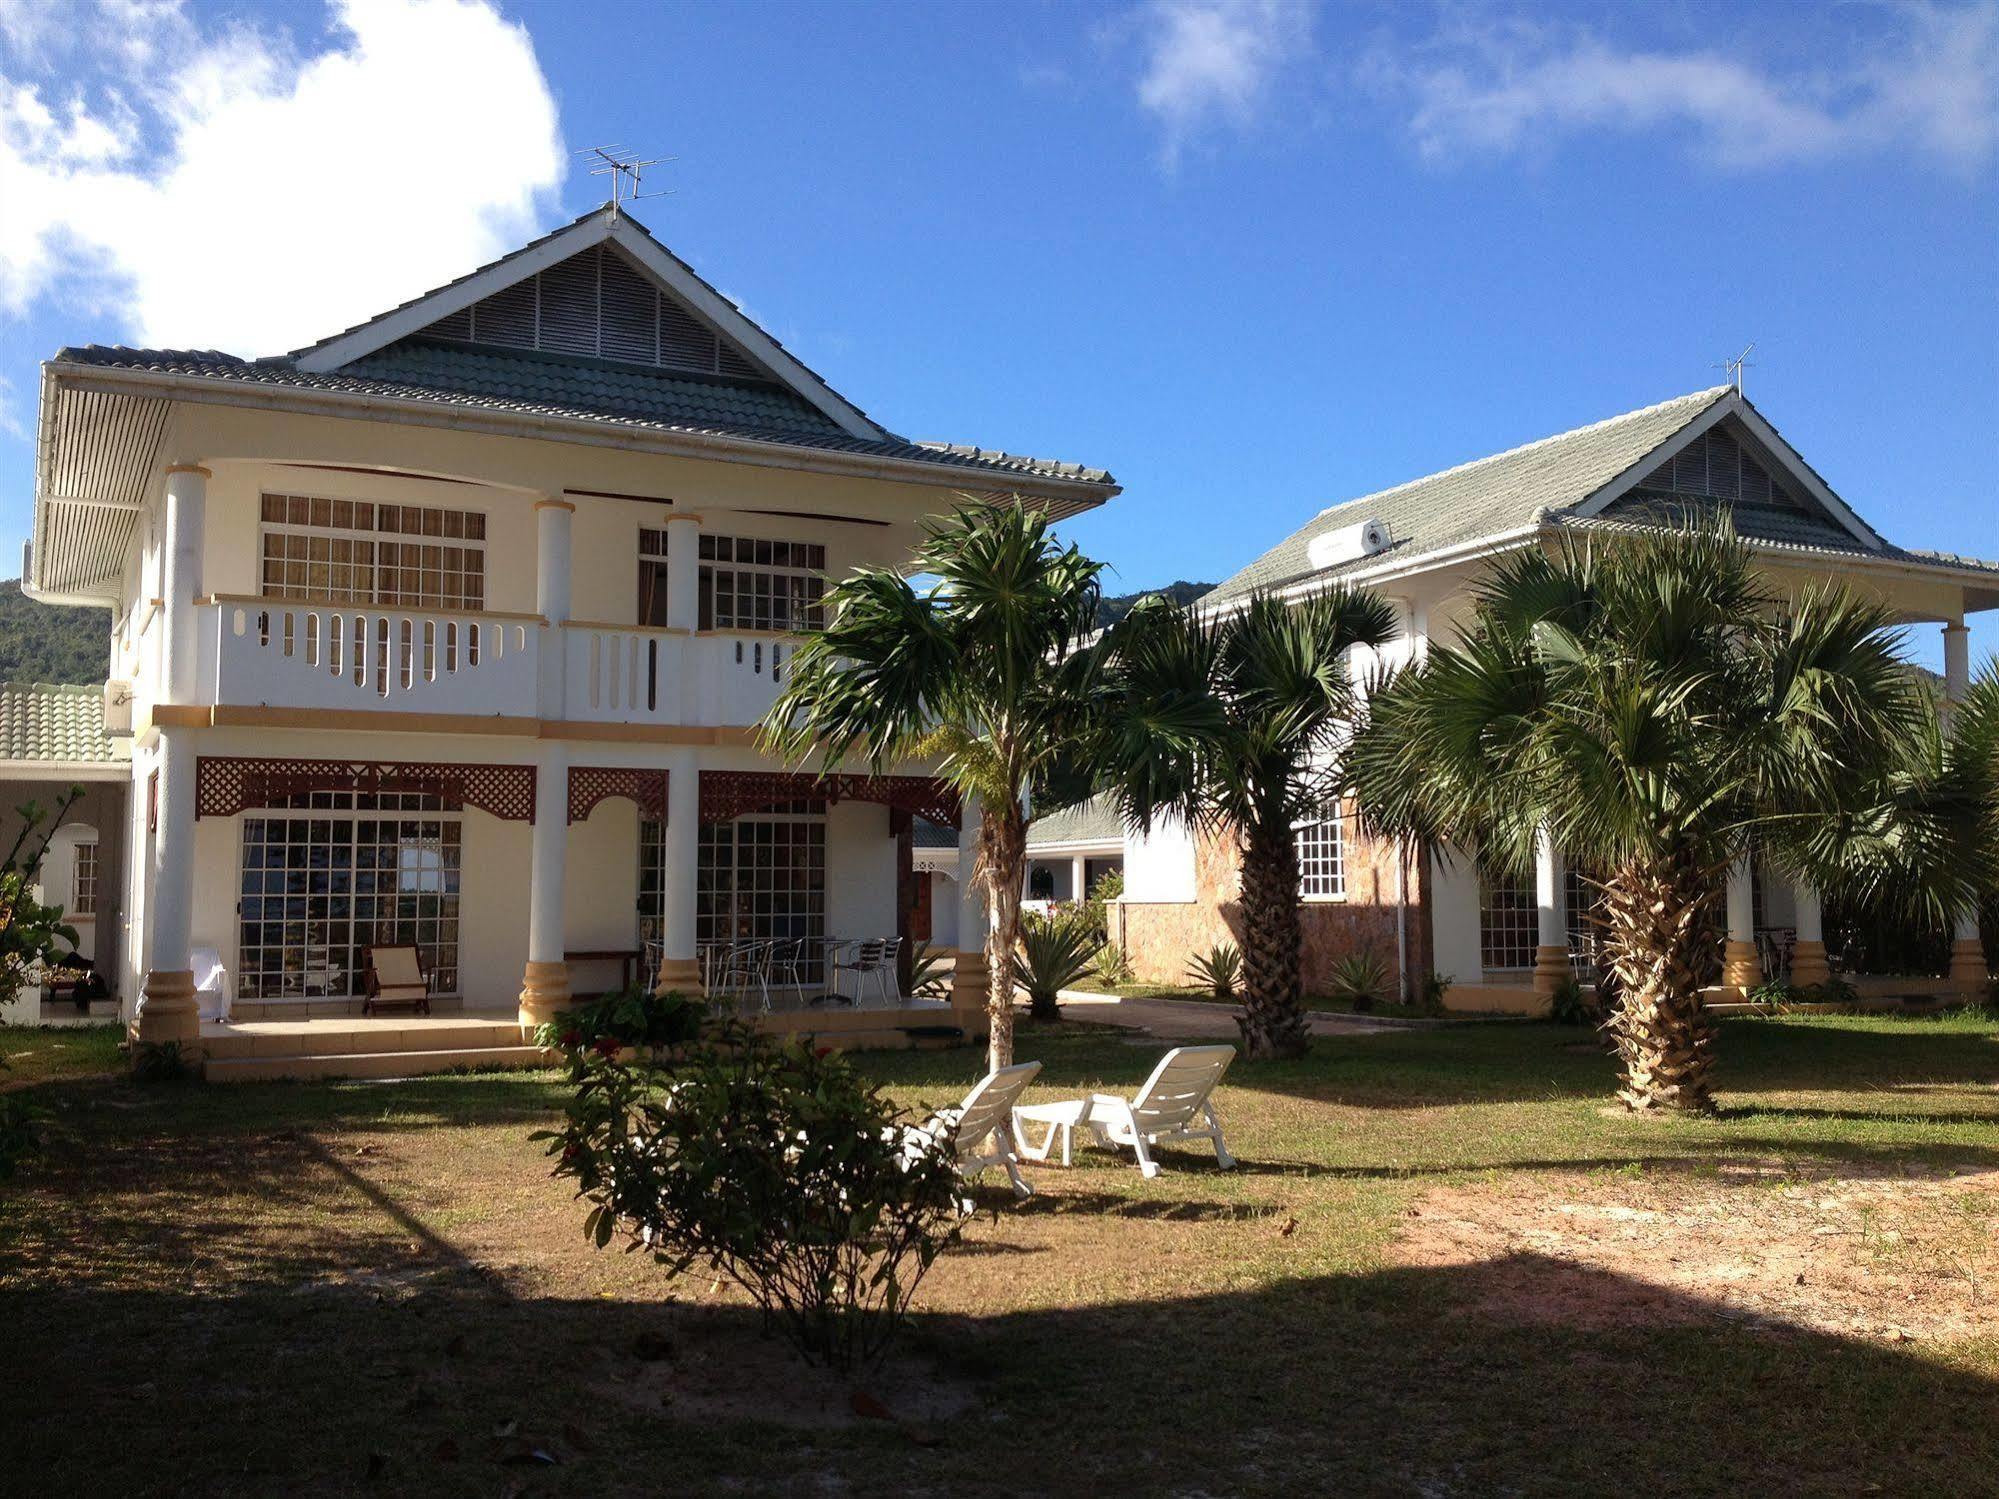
[{"xmin": 362, "ymin": 945, "xmax": 432, "ymax": 1015}]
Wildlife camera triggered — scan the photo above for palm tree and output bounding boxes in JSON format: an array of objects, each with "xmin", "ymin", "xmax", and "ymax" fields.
[
  {"xmin": 760, "ymin": 502, "xmax": 1104, "ymax": 1070},
  {"xmin": 1350, "ymin": 524, "xmax": 1989, "ymax": 1113},
  {"xmin": 1080, "ymin": 588, "xmax": 1399, "ymax": 1059}
]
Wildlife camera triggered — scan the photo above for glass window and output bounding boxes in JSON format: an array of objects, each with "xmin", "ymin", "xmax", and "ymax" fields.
[
  {"xmin": 259, "ymin": 493, "xmax": 487, "ymax": 610},
  {"xmin": 1480, "ymin": 868, "xmax": 1537, "ymax": 971},
  {"xmin": 638, "ymin": 528, "xmax": 671, "ymax": 627},
  {"xmin": 696, "ymin": 533, "xmax": 826, "ymax": 632},
  {"xmin": 687, "ymin": 807, "xmax": 827, "ymax": 980},
  {"xmin": 1296, "ymin": 807, "xmax": 1345, "ymax": 898},
  {"xmin": 71, "ymin": 841, "xmax": 98, "ymax": 916}
]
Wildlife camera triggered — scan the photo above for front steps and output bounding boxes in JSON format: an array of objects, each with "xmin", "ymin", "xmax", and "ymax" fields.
[{"xmin": 198, "ymin": 1015, "xmax": 549, "ymax": 1084}]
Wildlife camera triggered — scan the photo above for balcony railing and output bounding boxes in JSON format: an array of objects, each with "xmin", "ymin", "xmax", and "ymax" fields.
[{"xmin": 197, "ymin": 599, "xmax": 791, "ymax": 729}]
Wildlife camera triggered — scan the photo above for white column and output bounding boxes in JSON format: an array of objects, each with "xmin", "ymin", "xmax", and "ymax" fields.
[
  {"xmin": 534, "ymin": 497, "xmax": 573, "ymax": 719},
  {"xmin": 519, "ymin": 742, "xmax": 570, "ymax": 1030},
  {"xmin": 158, "ymin": 465, "xmax": 208, "ymax": 705},
  {"xmin": 951, "ymin": 792, "xmax": 988, "ymax": 1023},
  {"xmin": 1531, "ymin": 828, "xmax": 1570, "ymax": 996},
  {"xmin": 136, "ymin": 729, "xmax": 199, "ymax": 1049},
  {"xmin": 1940, "ymin": 620, "xmax": 1985, "ymax": 988},
  {"xmin": 1070, "ymin": 853, "xmax": 1088, "ymax": 903},
  {"xmin": 1942, "ymin": 621, "xmax": 1971, "ymax": 704},
  {"xmin": 664, "ymin": 512, "xmax": 701, "ymax": 633},
  {"xmin": 1722, "ymin": 852, "xmax": 1762, "ymax": 990},
  {"xmin": 654, "ymin": 748, "xmax": 702, "ymax": 992},
  {"xmin": 1791, "ymin": 881, "xmax": 1830, "ymax": 985}
]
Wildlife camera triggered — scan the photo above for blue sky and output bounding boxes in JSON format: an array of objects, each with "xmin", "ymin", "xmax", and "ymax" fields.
[{"xmin": 2, "ymin": 0, "xmax": 1994, "ymax": 665}]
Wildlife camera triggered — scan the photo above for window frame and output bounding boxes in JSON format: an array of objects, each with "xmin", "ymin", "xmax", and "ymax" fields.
[
  {"xmin": 258, "ymin": 492, "xmax": 489, "ymax": 612},
  {"xmin": 1294, "ymin": 804, "xmax": 1347, "ymax": 901},
  {"xmin": 696, "ymin": 533, "xmax": 827, "ymax": 633},
  {"xmin": 70, "ymin": 840, "xmax": 98, "ymax": 918}
]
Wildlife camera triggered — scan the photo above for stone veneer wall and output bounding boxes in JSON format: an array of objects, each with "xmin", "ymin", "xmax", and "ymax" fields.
[{"xmin": 1112, "ymin": 808, "xmax": 1429, "ymax": 998}]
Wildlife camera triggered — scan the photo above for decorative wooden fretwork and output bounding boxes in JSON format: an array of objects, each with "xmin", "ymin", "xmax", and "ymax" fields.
[
  {"xmin": 698, "ymin": 770, "xmax": 960, "ymax": 828},
  {"xmin": 567, "ymin": 766, "xmax": 669, "ymax": 824},
  {"xmin": 195, "ymin": 756, "xmax": 537, "ymax": 822}
]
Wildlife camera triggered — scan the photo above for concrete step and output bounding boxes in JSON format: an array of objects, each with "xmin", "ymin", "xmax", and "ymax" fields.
[
  {"xmin": 202, "ymin": 1019, "xmax": 525, "ymax": 1060},
  {"xmin": 204, "ymin": 1045, "xmax": 549, "ymax": 1083}
]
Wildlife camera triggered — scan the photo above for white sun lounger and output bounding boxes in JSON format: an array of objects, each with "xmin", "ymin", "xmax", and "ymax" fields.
[
  {"xmin": 905, "ymin": 1059, "xmax": 1044, "ymax": 1202},
  {"xmin": 1011, "ymin": 1044, "xmax": 1238, "ymax": 1178}
]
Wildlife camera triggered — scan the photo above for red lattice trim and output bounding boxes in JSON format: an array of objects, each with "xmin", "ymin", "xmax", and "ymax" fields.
[
  {"xmin": 699, "ymin": 770, "xmax": 959, "ymax": 827},
  {"xmin": 568, "ymin": 766, "xmax": 669, "ymax": 824},
  {"xmin": 196, "ymin": 756, "xmax": 537, "ymax": 822}
]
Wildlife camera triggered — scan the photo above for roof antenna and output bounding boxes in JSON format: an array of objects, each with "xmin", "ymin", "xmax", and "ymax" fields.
[
  {"xmin": 1716, "ymin": 342, "xmax": 1755, "ymax": 395},
  {"xmin": 577, "ymin": 145, "xmax": 675, "ymax": 215}
]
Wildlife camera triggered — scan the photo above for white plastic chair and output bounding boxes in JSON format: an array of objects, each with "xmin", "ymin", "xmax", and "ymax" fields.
[
  {"xmin": 904, "ymin": 1060, "xmax": 1044, "ymax": 1203},
  {"xmin": 191, "ymin": 946, "xmax": 230, "ymax": 1022},
  {"xmin": 1012, "ymin": 1045, "xmax": 1238, "ymax": 1178}
]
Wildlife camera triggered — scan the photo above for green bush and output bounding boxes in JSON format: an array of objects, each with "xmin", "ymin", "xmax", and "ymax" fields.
[
  {"xmin": 1091, "ymin": 940, "xmax": 1133, "ymax": 988},
  {"xmin": 1012, "ymin": 908, "xmax": 1098, "ymax": 1020},
  {"xmin": 537, "ymin": 986, "xmax": 707, "ymax": 1055},
  {"xmin": 1185, "ymin": 941, "xmax": 1242, "ymax": 1000},
  {"xmin": 537, "ymin": 1000, "xmax": 964, "ymax": 1373},
  {"xmin": 1548, "ymin": 977, "xmax": 1598, "ymax": 1027},
  {"xmin": 1420, "ymin": 971, "xmax": 1453, "ymax": 1014},
  {"xmin": 1326, "ymin": 950, "xmax": 1389, "ymax": 1012}
]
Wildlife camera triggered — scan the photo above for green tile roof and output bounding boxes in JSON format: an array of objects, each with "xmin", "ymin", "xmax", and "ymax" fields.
[
  {"xmin": 1027, "ymin": 795, "xmax": 1124, "ymax": 848},
  {"xmin": 0, "ymin": 682, "xmax": 127, "ymax": 766}
]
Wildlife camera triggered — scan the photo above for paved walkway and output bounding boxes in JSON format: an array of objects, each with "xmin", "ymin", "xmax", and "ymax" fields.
[{"xmin": 1053, "ymin": 991, "xmax": 1437, "ymax": 1040}]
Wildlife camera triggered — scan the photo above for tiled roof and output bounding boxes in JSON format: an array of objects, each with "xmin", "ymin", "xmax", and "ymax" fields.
[
  {"xmin": 912, "ymin": 818, "xmax": 959, "ymax": 849},
  {"xmin": 1028, "ymin": 795, "xmax": 1123, "ymax": 848},
  {"xmin": 0, "ymin": 682, "xmax": 127, "ymax": 766},
  {"xmin": 1206, "ymin": 389, "xmax": 1736, "ymax": 602},
  {"xmin": 51, "ymin": 343, "xmax": 1116, "ymax": 487}
]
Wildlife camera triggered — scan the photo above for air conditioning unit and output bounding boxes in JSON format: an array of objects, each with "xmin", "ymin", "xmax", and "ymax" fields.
[
  {"xmin": 103, "ymin": 680, "xmax": 135, "ymax": 737},
  {"xmin": 1306, "ymin": 517, "xmax": 1392, "ymax": 572}
]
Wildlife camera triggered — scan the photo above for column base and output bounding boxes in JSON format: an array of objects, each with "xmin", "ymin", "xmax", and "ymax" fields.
[
  {"xmin": 1789, "ymin": 940, "xmax": 1831, "ymax": 988},
  {"xmin": 1722, "ymin": 939, "xmax": 1764, "ymax": 992},
  {"xmin": 950, "ymin": 948, "xmax": 990, "ymax": 1018},
  {"xmin": 518, "ymin": 960, "xmax": 573, "ymax": 1034},
  {"xmin": 135, "ymin": 969, "xmax": 201, "ymax": 1057},
  {"xmin": 1530, "ymin": 945, "xmax": 1572, "ymax": 996},
  {"xmin": 653, "ymin": 957, "xmax": 702, "ymax": 996},
  {"xmin": 1947, "ymin": 938, "xmax": 1990, "ymax": 991}
]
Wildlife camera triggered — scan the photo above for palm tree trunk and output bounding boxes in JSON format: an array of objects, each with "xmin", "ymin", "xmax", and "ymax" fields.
[
  {"xmin": 982, "ymin": 799, "xmax": 1028, "ymax": 1072},
  {"xmin": 1600, "ymin": 854, "xmax": 1718, "ymax": 1113},
  {"xmin": 1237, "ymin": 824, "xmax": 1310, "ymax": 1060}
]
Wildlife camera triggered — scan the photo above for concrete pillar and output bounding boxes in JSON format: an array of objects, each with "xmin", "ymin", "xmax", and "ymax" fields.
[
  {"xmin": 950, "ymin": 792, "xmax": 989, "ymax": 1028},
  {"xmin": 519, "ymin": 742, "xmax": 571, "ymax": 1031},
  {"xmin": 664, "ymin": 512, "xmax": 702, "ymax": 633},
  {"xmin": 1722, "ymin": 853, "xmax": 1763, "ymax": 991},
  {"xmin": 159, "ymin": 465, "xmax": 208, "ymax": 704},
  {"xmin": 654, "ymin": 749, "xmax": 703, "ymax": 992},
  {"xmin": 1070, "ymin": 853, "xmax": 1087, "ymax": 904},
  {"xmin": 135, "ymin": 729, "xmax": 199, "ymax": 1052},
  {"xmin": 1941, "ymin": 620, "xmax": 1985, "ymax": 988},
  {"xmin": 534, "ymin": 497, "xmax": 573, "ymax": 718},
  {"xmin": 1531, "ymin": 829, "xmax": 1571, "ymax": 996},
  {"xmin": 1790, "ymin": 881, "xmax": 1831, "ymax": 986}
]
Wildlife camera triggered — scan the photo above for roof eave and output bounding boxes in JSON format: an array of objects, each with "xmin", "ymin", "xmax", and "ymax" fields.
[{"xmin": 44, "ymin": 360, "xmax": 1120, "ymax": 516}]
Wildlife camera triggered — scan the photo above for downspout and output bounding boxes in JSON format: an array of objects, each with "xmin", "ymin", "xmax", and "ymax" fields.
[{"xmin": 1396, "ymin": 835, "xmax": 1409, "ymax": 1005}]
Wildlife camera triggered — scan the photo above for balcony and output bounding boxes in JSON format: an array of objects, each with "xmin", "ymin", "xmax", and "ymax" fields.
[{"xmin": 197, "ymin": 599, "xmax": 792, "ymax": 730}]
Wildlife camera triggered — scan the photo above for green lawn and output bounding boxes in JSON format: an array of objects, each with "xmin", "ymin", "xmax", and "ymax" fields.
[{"xmin": 3, "ymin": 1013, "xmax": 1996, "ymax": 1497}]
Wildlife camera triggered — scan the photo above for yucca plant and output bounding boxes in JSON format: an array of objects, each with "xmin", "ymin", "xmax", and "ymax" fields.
[
  {"xmin": 1325, "ymin": 949, "xmax": 1388, "ymax": 1012},
  {"xmin": 1011, "ymin": 909, "xmax": 1099, "ymax": 1020},
  {"xmin": 1185, "ymin": 941, "xmax": 1242, "ymax": 999},
  {"xmin": 1352, "ymin": 524, "xmax": 1990, "ymax": 1113},
  {"xmin": 906, "ymin": 941, "xmax": 953, "ymax": 1000}
]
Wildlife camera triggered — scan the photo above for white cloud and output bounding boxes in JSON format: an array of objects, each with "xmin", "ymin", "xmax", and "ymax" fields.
[
  {"xmin": 0, "ymin": 0, "xmax": 565, "ymax": 355},
  {"xmin": 1381, "ymin": 1, "xmax": 1999, "ymax": 171},
  {"xmin": 1127, "ymin": 0, "xmax": 1314, "ymax": 166}
]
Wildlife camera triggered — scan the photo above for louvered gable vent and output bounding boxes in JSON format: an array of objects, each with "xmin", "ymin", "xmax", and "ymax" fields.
[
  {"xmin": 1639, "ymin": 419, "xmax": 1797, "ymax": 508},
  {"xmin": 416, "ymin": 244, "xmax": 769, "ymax": 379}
]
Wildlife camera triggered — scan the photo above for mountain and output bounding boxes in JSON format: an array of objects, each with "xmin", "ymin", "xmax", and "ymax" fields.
[
  {"xmin": 1095, "ymin": 580, "xmax": 1214, "ymax": 629},
  {"xmin": 0, "ymin": 581, "xmax": 109, "ymax": 684}
]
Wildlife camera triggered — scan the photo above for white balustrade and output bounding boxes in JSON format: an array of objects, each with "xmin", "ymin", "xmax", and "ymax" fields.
[
  {"xmin": 563, "ymin": 626, "xmax": 791, "ymax": 728},
  {"xmin": 205, "ymin": 601, "xmax": 540, "ymax": 717}
]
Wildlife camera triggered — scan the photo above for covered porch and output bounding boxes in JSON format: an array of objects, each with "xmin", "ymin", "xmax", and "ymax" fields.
[{"xmin": 134, "ymin": 743, "xmax": 992, "ymax": 1077}]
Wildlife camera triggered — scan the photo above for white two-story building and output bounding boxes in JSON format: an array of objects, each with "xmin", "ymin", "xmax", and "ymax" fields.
[{"xmin": 26, "ymin": 205, "xmax": 1116, "ymax": 1074}]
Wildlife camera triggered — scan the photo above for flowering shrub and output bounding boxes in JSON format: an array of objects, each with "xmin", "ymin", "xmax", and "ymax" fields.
[{"xmin": 535, "ymin": 998, "xmax": 965, "ymax": 1372}]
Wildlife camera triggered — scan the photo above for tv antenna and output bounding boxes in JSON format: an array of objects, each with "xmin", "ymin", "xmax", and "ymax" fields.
[
  {"xmin": 577, "ymin": 146, "xmax": 675, "ymax": 212},
  {"xmin": 1716, "ymin": 342, "xmax": 1755, "ymax": 395}
]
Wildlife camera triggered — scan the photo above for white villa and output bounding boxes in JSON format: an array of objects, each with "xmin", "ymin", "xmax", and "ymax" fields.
[
  {"xmin": 1086, "ymin": 387, "xmax": 1997, "ymax": 1012},
  {"xmin": 25, "ymin": 205, "xmax": 1116, "ymax": 1076}
]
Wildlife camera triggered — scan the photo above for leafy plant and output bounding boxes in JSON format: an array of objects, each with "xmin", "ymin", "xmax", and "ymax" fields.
[
  {"xmin": 0, "ymin": 786, "xmax": 85, "ymax": 1179},
  {"xmin": 1420, "ymin": 971, "xmax": 1453, "ymax": 1014},
  {"xmin": 132, "ymin": 1039, "xmax": 191, "ymax": 1083},
  {"xmin": 537, "ymin": 1006, "xmax": 963, "ymax": 1373},
  {"xmin": 1326, "ymin": 949, "xmax": 1390, "ymax": 1012},
  {"xmin": 1185, "ymin": 941, "xmax": 1242, "ymax": 1000},
  {"xmin": 1011, "ymin": 908, "xmax": 1098, "ymax": 1020},
  {"xmin": 536, "ymin": 986, "xmax": 708, "ymax": 1055},
  {"xmin": 1548, "ymin": 977, "xmax": 1599, "ymax": 1027},
  {"xmin": 1091, "ymin": 941, "xmax": 1133, "ymax": 988},
  {"xmin": 907, "ymin": 942, "xmax": 953, "ymax": 1000}
]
